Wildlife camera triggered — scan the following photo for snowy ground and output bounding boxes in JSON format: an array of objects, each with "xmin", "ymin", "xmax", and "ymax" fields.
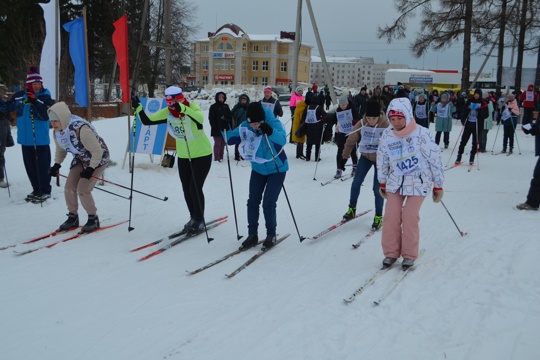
[{"xmin": 1, "ymin": 94, "xmax": 539, "ymax": 360}]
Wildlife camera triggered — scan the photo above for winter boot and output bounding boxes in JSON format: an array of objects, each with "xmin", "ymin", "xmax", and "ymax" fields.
[
  {"xmin": 187, "ymin": 218, "xmax": 205, "ymax": 235},
  {"xmin": 262, "ymin": 235, "xmax": 277, "ymax": 251},
  {"xmin": 31, "ymin": 194, "xmax": 51, "ymax": 204},
  {"xmin": 371, "ymin": 215, "xmax": 383, "ymax": 231},
  {"xmin": 59, "ymin": 213, "xmax": 79, "ymax": 231},
  {"xmin": 81, "ymin": 215, "xmax": 100, "ymax": 233},
  {"xmin": 239, "ymin": 235, "xmax": 258, "ymax": 251},
  {"xmin": 334, "ymin": 169, "xmax": 343, "ymax": 179},
  {"xmin": 508, "ymin": 148, "xmax": 513, "ymax": 154},
  {"xmin": 402, "ymin": 258, "xmax": 415, "ymax": 270},
  {"xmin": 342, "ymin": 206, "xmax": 356, "ymax": 222},
  {"xmin": 382, "ymin": 257, "xmax": 397, "ymax": 268},
  {"xmin": 181, "ymin": 218, "xmax": 194, "ymax": 235},
  {"xmin": 0, "ymin": 179, "xmax": 8, "ymax": 188},
  {"xmin": 501, "ymin": 148, "xmax": 507, "ymax": 153},
  {"xmin": 455, "ymin": 155, "xmax": 462, "ymax": 164},
  {"xmin": 25, "ymin": 191, "xmax": 38, "ymax": 202},
  {"xmin": 516, "ymin": 202, "xmax": 539, "ymax": 211}
]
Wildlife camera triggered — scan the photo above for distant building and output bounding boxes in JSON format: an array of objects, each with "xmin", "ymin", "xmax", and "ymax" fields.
[
  {"xmin": 190, "ymin": 23, "xmax": 313, "ymax": 87},
  {"xmin": 310, "ymin": 56, "xmax": 408, "ymax": 90}
]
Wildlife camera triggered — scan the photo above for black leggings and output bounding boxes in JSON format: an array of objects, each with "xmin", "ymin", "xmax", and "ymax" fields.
[
  {"xmin": 177, "ymin": 154, "xmax": 212, "ymax": 221},
  {"xmin": 335, "ymin": 132, "xmax": 357, "ymax": 170}
]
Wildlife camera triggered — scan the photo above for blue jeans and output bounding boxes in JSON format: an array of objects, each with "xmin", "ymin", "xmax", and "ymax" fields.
[
  {"xmin": 349, "ymin": 156, "xmax": 384, "ymax": 216},
  {"xmin": 247, "ymin": 170, "xmax": 286, "ymax": 236}
]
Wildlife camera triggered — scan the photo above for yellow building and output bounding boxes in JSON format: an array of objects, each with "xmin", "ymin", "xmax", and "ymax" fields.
[{"xmin": 190, "ymin": 23, "xmax": 312, "ymax": 87}]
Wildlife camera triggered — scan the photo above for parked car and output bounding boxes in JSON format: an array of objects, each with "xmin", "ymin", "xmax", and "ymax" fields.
[{"xmin": 271, "ymin": 86, "xmax": 291, "ymax": 106}]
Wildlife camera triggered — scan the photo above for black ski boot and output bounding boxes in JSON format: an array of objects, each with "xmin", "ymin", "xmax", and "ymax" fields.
[
  {"xmin": 58, "ymin": 213, "xmax": 79, "ymax": 231},
  {"xmin": 239, "ymin": 235, "xmax": 258, "ymax": 251},
  {"xmin": 81, "ymin": 215, "xmax": 100, "ymax": 233},
  {"xmin": 187, "ymin": 218, "xmax": 205, "ymax": 235},
  {"xmin": 262, "ymin": 235, "xmax": 277, "ymax": 251}
]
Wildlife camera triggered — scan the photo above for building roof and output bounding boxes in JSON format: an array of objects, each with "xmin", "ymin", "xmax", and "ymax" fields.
[{"xmin": 311, "ymin": 55, "xmax": 374, "ymax": 64}]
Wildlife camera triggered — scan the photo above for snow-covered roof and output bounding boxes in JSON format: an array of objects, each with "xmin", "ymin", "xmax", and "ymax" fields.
[{"xmin": 311, "ymin": 55, "xmax": 374, "ymax": 63}]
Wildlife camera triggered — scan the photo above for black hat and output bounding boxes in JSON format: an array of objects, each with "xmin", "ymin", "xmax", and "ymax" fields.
[
  {"xmin": 474, "ymin": 88, "xmax": 483, "ymax": 96},
  {"xmin": 246, "ymin": 102, "xmax": 265, "ymax": 123},
  {"xmin": 365, "ymin": 100, "xmax": 381, "ymax": 117}
]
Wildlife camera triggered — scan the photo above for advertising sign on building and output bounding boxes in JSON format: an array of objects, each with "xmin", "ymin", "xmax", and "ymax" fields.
[
  {"xmin": 409, "ymin": 74, "xmax": 433, "ymax": 84},
  {"xmin": 214, "ymin": 74, "xmax": 234, "ymax": 81},
  {"xmin": 213, "ymin": 52, "xmax": 235, "ymax": 58}
]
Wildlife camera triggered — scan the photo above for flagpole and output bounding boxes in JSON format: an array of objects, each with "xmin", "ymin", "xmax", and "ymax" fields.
[
  {"xmin": 55, "ymin": 0, "xmax": 60, "ymax": 99},
  {"xmin": 83, "ymin": 7, "xmax": 92, "ymax": 121}
]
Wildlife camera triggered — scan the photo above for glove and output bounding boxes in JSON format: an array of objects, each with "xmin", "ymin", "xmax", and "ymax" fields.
[
  {"xmin": 432, "ymin": 187, "xmax": 444, "ymax": 203},
  {"xmin": 80, "ymin": 167, "xmax": 95, "ymax": 179},
  {"xmin": 259, "ymin": 122, "xmax": 273, "ymax": 136},
  {"xmin": 220, "ymin": 118, "xmax": 230, "ymax": 131},
  {"xmin": 49, "ymin": 163, "xmax": 61, "ymax": 177},
  {"xmin": 322, "ymin": 115, "xmax": 328, "ymax": 123},
  {"xmin": 131, "ymin": 95, "xmax": 140, "ymax": 109},
  {"xmin": 26, "ymin": 92, "xmax": 36, "ymax": 104},
  {"xmin": 379, "ymin": 184, "xmax": 387, "ymax": 200}
]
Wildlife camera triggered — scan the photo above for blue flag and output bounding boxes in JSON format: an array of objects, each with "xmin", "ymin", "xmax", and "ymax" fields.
[{"xmin": 63, "ymin": 17, "xmax": 88, "ymax": 107}]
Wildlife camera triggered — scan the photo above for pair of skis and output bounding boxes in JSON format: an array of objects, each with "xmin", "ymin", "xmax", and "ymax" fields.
[
  {"xmin": 13, "ymin": 220, "xmax": 128, "ymax": 256},
  {"xmin": 343, "ymin": 250, "xmax": 425, "ymax": 305}
]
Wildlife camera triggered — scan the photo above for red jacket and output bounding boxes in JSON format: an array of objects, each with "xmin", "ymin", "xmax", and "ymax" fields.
[{"xmin": 519, "ymin": 84, "xmax": 538, "ymax": 109}]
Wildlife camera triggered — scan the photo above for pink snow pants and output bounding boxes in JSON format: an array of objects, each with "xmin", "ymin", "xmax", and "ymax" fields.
[{"xmin": 381, "ymin": 192, "xmax": 426, "ymax": 260}]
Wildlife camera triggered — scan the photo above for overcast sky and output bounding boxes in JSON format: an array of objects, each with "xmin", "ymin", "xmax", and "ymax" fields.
[{"xmin": 193, "ymin": 0, "xmax": 537, "ymax": 75}]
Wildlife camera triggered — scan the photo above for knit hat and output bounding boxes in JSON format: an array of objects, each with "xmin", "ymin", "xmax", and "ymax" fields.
[
  {"xmin": 474, "ymin": 88, "xmax": 483, "ymax": 97},
  {"xmin": 365, "ymin": 100, "xmax": 381, "ymax": 117},
  {"xmin": 338, "ymin": 96, "xmax": 348, "ymax": 105},
  {"xmin": 295, "ymin": 87, "xmax": 303, "ymax": 94},
  {"xmin": 26, "ymin": 66, "xmax": 43, "ymax": 84},
  {"xmin": 263, "ymin": 86, "xmax": 272, "ymax": 93},
  {"xmin": 246, "ymin": 102, "xmax": 266, "ymax": 123},
  {"xmin": 506, "ymin": 93, "xmax": 515, "ymax": 101},
  {"xmin": 165, "ymin": 86, "xmax": 187, "ymax": 106},
  {"xmin": 361, "ymin": 86, "xmax": 367, "ymax": 92},
  {"xmin": 386, "ymin": 98, "xmax": 413, "ymax": 126}
]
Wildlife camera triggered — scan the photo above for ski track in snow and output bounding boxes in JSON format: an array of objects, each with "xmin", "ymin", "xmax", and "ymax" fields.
[{"xmin": 1, "ymin": 91, "xmax": 539, "ymax": 360}]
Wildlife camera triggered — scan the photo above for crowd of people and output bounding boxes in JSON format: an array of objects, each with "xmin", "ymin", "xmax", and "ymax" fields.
[{"xmin": 1, "ymin": 69, "xmax": 539, "ymax": 268}]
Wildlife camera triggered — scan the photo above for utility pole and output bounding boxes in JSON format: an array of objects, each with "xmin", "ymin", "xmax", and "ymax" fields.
[
  {"xmin": 291, "ymin": 0, "xmax": 302, "ymax": 93},
  {"xmin": 305, "ymin": 0, "xmax": 337, "ymax": 103},
  {"xmin": 164, "ymin": 0, "xmax": 172, "ymax": 85}
]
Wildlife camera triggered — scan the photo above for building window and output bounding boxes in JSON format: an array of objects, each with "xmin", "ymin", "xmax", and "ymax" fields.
[
  {"xmin": 280, "ymin": 61, "xmax": 287, "ymax": 72},
  {"xmin": 253, "ymin": 45, "xmax": 259, "ymax": 52},
  {"xmin": 252, "ymin": 77, "xmax": 258, "ymax": 85},
  {"xmin": 242, "ymin": 60, "xmax": 247, "ymax": 71},
  {"xmin": 226, "ymin": 43, "xmax": 233, "ymax": 50},
  {"xmin": 262, "ymin": 77, "xmax": 268, "ymax": 86},
  {"xmin": 242, "ymin": 43, "xmax": 247, "ymax": 51},
  {"xmin": 202, "ymin": 60, "xmax": 208, "ymax": 70},
  {"xmin": 230, "ymin": 60, "xmax": 235, "ymax": 70},
  {"xmin": 217, "ymin": 43, "xmax": 224, "ymax": 50},
  {"xmin": 203, "ymin": 45, "xmax": 208, "ymax": 52},
  {"xmin": 262, "ymin": 61, "xmax": 268, "ymax": 71},
  {"xmin": 220, "ymin": 59, "xmax": 228, "ymax": 70},
  {"xmin": 252, "ymin": 61, "xmax": 259, "ymax": 71},
  {"xmin": 214, "ymin": 62, "xmax": 219, "ymax": 70},
  {"xmin": 202, "ymin": 76, "xmax": 208, "ymax": 85},
  {"xmin": 263, "ymin": 45, "xmax": 269, "ymax": 52}
]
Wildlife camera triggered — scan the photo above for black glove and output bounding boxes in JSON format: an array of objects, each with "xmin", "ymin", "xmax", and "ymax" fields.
[
  {"xmin": 26, "ymin": 92, "xmax": 36, "ymax": 104},
  {"xmin": 80, "ymin": 167, "xmax": 95, "ymax": 179},
  {"xmin": 220, "ymin": 118, "xmax": 230, "ymax": 131},
  {"xmin": 49, "ymin": 163, "xmax": 61, "ymax": 177},
  {"xmin": 259, "ymin": 122, "xmax": 273, "ymax": 136},
  {"xmin": 173, "ymin": 102, "xmax": 185, "ymax": 114},
  {"xmin": 131, "ymin": 95, "xmax": 140, "ymax": 109}
]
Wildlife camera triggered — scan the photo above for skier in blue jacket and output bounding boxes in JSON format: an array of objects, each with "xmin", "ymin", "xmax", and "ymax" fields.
[{"xmin": 223, "ymin": 102, "xmax": 288, "ymax": 251}]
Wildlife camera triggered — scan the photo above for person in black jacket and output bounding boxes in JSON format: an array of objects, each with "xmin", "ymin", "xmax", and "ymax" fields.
[
  {"xmin": 231, "ymin": 94, "xmax": 250, "ymax": 160},
  {"xmin": 455, "ymin": 89, "xmax": 489, "ymax": 165},
  {"xmin": 517, "ymin": 121, "xmax": 540, "ymax": 210},
  {"xmin": 208, "ymin": 91, "xmax": 232, "ymax": 162},
  {"xmin": 260, "ymin": 87, "xmax": 283, "ymax": 118},
  {"xmin": 301, "ymin": 96, "xmax": 327, "ymax": 161},
  {"xmin": 352, "ymin": 86, "xmax": 369, "ymax": 119}
]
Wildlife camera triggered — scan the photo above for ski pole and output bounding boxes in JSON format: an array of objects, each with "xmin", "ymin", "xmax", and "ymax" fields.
[
  {"xmin": 440, "ymin": 200, "xmax": 467, "ymax": 237},
  {"xmin": 127, "ymin": 113, "xmax": 136, "ymax": 231},
  {"xmin": 59, "ymin": 174, "xmax": 130, "ymax": 200},
  {"xmin": 475, "ymin": 117, "xmax": 480, "ymax": 170},
  {"xmin": 490, "ymin": 121, "xmax": 501, "ymax": 153},
  {"xmin": 179, "ymin": 117, "xmax": 213, "ymax": 243},
  {"xmin": 263, "ymin": 134, "xmax": 306, "ymax": 242},
  {"xmin": 88, "ymin": 174, "xmax": 168, "ymax": 201},
  {"xmin": 445, "ymin": 124, "xmax": 464, "ymax": 168},
  {"xmin": 510, "ymin": 116, "xmax": 522, "ymax": 154},
  {"xmin": 222, "ymin": 129, "xmax": 243, "ymax": 240},
  {"xmin": 313, "ymin": 122, "xmax": 327, "ymax": 180}
]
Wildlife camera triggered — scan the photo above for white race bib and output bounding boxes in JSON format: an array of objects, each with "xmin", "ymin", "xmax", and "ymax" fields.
[
  {"xmin": 358, "ymin": 126, "xmax": 385, "ymax": 153},
  {"xmin": 337, "ymin": 109, "xmax": 354, "ymax": 134},
  {"xmin": 261, "ymin": 101, "xmax": 276, "ymax": 112},
  {"xmin": 305, "ymin": 107, "xmax": 319, "ymax": 124},
  {"xmin": 238, "ymin": 127, "xmax": 264, "ymax": 163},
  {"xmin": 387, "ymin": 136, "xmax": 422, "ymax": 175}
]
